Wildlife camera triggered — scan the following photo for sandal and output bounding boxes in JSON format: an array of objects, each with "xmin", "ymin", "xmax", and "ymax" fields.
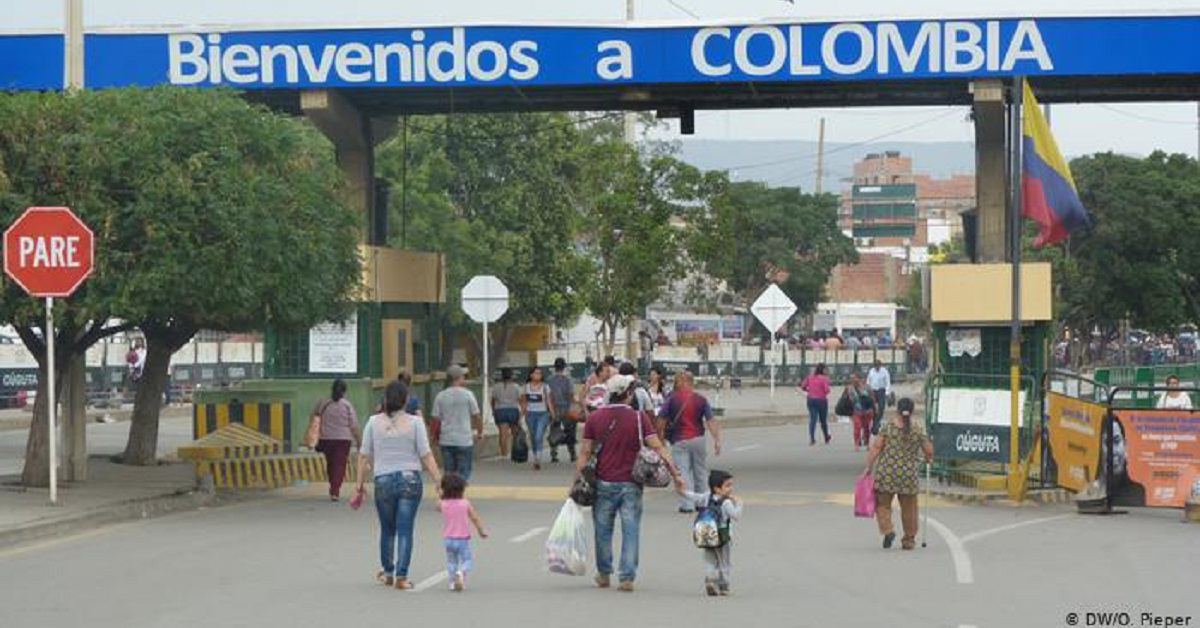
[
  {"xmin": 376, "ymin": 571, "xmax": 394, "ymax": 587},
  {"xmin": 393, "ymin": 578, "xmax": 413, "ymax": 590}
]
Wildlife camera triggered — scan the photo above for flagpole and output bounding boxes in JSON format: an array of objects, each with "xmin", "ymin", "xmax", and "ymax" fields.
[{"xmin": 1008, "ymin": 77, "xmax": 1025, "ymax": 502}]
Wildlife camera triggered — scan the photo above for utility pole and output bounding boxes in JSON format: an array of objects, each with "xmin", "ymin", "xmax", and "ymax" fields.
[{"xmin": 815, "ymin": 117, "xmax": 827, "ymax": 194}]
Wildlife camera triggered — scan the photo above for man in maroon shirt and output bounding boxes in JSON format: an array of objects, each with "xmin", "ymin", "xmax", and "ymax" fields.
[{"xmin": 576, "ymin": 374, "xmax": 682, "ymax": 592}]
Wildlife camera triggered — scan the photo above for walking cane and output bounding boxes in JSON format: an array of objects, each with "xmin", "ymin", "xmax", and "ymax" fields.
[{"xmin": 921, "ymin": 461, "xmax": 931, "ymax": 548}]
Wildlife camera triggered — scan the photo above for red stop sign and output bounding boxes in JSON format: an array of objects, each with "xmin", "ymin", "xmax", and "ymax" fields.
[{"xmin": 4, "ymin": 207, "xmax": 95, "ymax": 298}]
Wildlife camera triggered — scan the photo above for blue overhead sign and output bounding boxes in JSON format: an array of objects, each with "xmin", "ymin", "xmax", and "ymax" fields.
[{"xmin": 4, "ymin": 15, "xmax": 1200, "ymax": 91}]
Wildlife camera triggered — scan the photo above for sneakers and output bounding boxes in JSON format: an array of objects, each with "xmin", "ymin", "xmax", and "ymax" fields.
[
  {"xmin": 594, "ymin": 574, "xmax": 611, "ymax": 589},
  {"xmin": 705, "ymin": 581, "xmax": 720, "ymax": 597},
  {"xmin": 617, "ymin": 581, "xmax": 635, "ymax": 593},
  {"xmin": 825, "ymin": 434, "xmax": 832, "ymax": 444},
  {"xmin": 883, "ymin": 532, "xmax": 896, "ymax": 549},
  {"xmin": 452, "ymin": 571, "xmax": 465, "ymax": 592}
]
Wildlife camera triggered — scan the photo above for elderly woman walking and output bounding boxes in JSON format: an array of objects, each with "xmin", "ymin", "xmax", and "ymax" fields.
[
  {"xmin": 354, "ymin": 381, "xmax": 443, "ymax": 589},
  {"xmin": 862, "ymin": 397, "xmax": 932, "ymax": 550}
]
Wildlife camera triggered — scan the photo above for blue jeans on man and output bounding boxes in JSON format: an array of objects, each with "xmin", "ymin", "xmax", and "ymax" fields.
[
  {"xmin": 593, "ymin": 481, "xmax": 644, "ymax": 583},
  {"xmin": 441, "ymin": 445, "xmax": 474, "ymax": 481},
  {"xmin": 374, "ymin": 471, "xmax": 424, "ymax": 578}
]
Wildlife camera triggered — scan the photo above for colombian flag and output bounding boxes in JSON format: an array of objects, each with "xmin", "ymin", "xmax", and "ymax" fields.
[{"xmin": 1021, "ymin": 83, "xmax": 1092, "ymax": 246}]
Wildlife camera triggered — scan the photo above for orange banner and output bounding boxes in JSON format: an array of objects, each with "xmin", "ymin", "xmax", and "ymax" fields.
[
  {"xmin": 1046, "ymin": 393, "xmax": 1105, "ymax": 492},
  {"xmin": 1110, "ymin": 409, "xmax": 1200, "ymax": 508}
]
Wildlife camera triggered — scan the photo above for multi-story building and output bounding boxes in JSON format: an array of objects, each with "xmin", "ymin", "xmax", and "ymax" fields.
[
  {"xmin": 842, "ymin": 151, "xmax": 924, "ymax": 248},
  {"xmin": 916, "ymin": 173, "xmax": 975, "ymax": 246}
]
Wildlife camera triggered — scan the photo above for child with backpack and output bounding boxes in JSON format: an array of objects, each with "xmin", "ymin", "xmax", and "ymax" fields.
[
  {"xmin": 439, "ymin": 473, "xmax": 488, "ymax": 592},
  {"xmin": 679, "ymin": 469, "xmax": 743, "ymax": 596}
]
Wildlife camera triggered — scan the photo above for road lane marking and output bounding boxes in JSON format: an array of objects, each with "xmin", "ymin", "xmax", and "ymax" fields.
[
  {"xmin": 960, "ymin": 514, "xmax": 1072, "ymax": 544},
  {"xmin": 927, "ymin": 517, "xmax": 973, "ymax": 585},
  {"xmin": 733, "ymin": 444, "xmax": 762, "ymax": 452},
  {"xmin": 412, "ymin": 572, "xmax": 448, "ymax": 592},
  {"xmin": 509, "ymin": 526, "xmax": 548, "ymax": 543}
]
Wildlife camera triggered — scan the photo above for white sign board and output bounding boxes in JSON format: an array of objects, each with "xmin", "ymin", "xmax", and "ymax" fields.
[
  {"xmin": 462, "ymin": 275, "xmax": 509, "ymax": 323},
  {"xmin": 309, "ymin": 317, "xmax": 358, "ymax": 373},
  {"xmin": 947, "ymin": 328, "xmax": 983, "ymax": 357},
  {"xmin": 750, "ymin": 284, "xmax": 797, "ymax": 334},
  {"xmin": 936, "ymin": 388, "xmax": 1027, "ymax": 427}
]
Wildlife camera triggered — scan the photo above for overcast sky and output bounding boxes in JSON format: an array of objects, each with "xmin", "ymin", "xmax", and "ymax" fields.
[{"xmin": 10, "ymin": 0, "xmax": 1200, "ymax": 159}]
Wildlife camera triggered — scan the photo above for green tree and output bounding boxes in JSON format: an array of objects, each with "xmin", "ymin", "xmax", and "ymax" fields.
[
  {"xmin": 577, "ymin": 144, "xmax": 710, "ymax": 351},
  {"xmin": 1062, "ymin": 152, "xmax": 1200, "ymax": 339},
  {"xmin": 687, "ymin": 181, "xmax": 858, "ymax": 325},
  {"xmin": 378, "ymin": 113, "xmax": 593, "ymax": 366},
  {"xmin": 0, "ymin": 89, "xmax": 362, "ymax": 475}
]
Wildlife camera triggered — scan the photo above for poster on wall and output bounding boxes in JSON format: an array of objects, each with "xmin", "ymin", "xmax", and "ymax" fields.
[
  {"xmin": 309, "ymin": 317, "xmax": 358, "ymax": 374},
  {"xmin": 946, "ymin": 328, "xmax": 983, "ymax": 357},
  {"xmin": 1045, "ymin": 393, "xmax": 1105, "ymax": 492},
  {"xmin": 675, "ymin": 320, "xmax": 720, "ymax": 346},
  {"xmin": 1109, "ymin": 409, "xmax": 1200, "ymax": 508},
  {"xmin": 720, "ymin": 316, "xmax": 745, "ymax": 340}
]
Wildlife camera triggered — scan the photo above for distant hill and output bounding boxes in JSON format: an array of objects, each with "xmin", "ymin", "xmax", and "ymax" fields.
[{"xmin": 673, "ymin": 139, "xmax": 976, "ymax": 193}]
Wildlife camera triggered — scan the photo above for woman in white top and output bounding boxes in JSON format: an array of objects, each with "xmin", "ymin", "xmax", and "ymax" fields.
[
  {"xmin": 521, "ymin": 367, "xmax": 553, "ymax": 471},
  {"xmin": 355, "ymin": 381, "xmax": 443, "ymax": 590},
  {"xmin": 1156, "ymin": 374, "xmax": 1194, "ymax": 409}
]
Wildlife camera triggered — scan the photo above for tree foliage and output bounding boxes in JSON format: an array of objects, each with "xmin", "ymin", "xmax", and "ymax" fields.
[
  {"xmin": 0, "ymin": 88, "xmax": 362, "ymax": 471},
  {"xmin": 687, "ymin": 182, "xmax": 858, "ymax": 317},
  {"xmin": 1060, "ymin": 152, "xmax": 1200, "ymax": 335}
]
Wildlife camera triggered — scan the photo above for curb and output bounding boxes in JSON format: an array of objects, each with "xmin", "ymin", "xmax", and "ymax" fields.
[
  {"xmin": 0, "ymin": 488, "xmax": 244, "ymax": 550},
  {"xmin": 928, "ymin": 487, "xmax": 1074, "ymax": 506}
]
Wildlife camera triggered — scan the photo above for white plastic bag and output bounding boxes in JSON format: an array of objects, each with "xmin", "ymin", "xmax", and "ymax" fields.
[{"xmin": 544, "ymin": 499, "xmax": 589, "ymax": 576}]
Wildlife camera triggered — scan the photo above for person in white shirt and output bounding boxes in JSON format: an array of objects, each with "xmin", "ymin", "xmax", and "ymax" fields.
[
  {"xmin": 866, "ymin": 360, "xmax": 891, "ymax": 434},
  {"xmin": 1156, "ymin": 374, "xmax": 1194, "ymax": 410}
]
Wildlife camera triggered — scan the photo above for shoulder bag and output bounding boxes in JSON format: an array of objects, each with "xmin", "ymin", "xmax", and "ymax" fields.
[
  {"xmin": 305, "ymin": 399, "xmax": 333, "ymax": 449},
  {"xmin": 631, "ymin": 408, "xmax": 672, "ymax": 488},
  {"xmin": 570, "ymin": 414, "xmax": 619, "ymax": 507}
]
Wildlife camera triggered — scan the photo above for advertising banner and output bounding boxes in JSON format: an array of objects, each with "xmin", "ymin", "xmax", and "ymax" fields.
[
  {"xmin": 1109, "ymin": 409, "xmax": 1200, "ymax": 508},
  {"xmin": 675, "ymin": 320, "xmax": 720, "ymax": 346},
  {"xmin": 720, "ymin": 316, "xmax": 745, "ymax": 340},
  {"xmin": 1045, "ymin": 392, "xmax": 1105, "ymax": 492}
]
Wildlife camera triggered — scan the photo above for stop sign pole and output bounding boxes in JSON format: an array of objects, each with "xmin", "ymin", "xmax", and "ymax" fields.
[
  {"xmin": 461, "ymin": 276, "xmax": 509, "ymax": 423},
  {"xmin": 4, "ymin": 207, "xmax": 95, "ymax": 504}
]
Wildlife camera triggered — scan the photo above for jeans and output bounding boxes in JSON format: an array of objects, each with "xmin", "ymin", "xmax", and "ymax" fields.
[
  {"xmin": 444, "ymin": 538, "xmax": 474, "ymax": 577},
  {"xmin": 593, "ymin": 481, "xmax": 643, "ymax": 582},
  {"xmin": 806, "ymin": 398, "xmax": 830, "ymax": 444},
  {"xmin": 526, "ymin": 411, "xmax": 550, "ymax": 462},
  {"xmin": 374, "ymin": 471, "xmax": 423, "ymax": 578},
  {"xmin": 440, "ymin": 445, "xmax": 474, "ymax": 481},
  {"xmin": 672, "ymin": 437, "xmax": 708, "ymax": 511}
]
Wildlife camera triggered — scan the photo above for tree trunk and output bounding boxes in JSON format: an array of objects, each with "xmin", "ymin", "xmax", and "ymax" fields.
[
  {"xmin": 123, "ymin": 332, "xmax": 187, "ymax": 466},
  {"xmin": 20, "ymin": 365, "xmax": 56, "ymax": 487},
  {"xmin": 62, "ymin": 354, "xmax": 88, "ymax": 482}
]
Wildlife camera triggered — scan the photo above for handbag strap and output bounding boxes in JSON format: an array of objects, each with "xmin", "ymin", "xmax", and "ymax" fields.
[{"xmin": 593, "ymin": 411, "xmax": 621, "ymax": 455}]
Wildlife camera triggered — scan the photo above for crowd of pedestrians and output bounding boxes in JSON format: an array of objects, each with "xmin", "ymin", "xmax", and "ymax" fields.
[{"xmin": 307, "ymin": 352, "xmax": 927, "ymax": 597}]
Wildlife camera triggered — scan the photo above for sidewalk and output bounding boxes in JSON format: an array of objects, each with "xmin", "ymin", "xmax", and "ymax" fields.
[{"xmin": 0, "ymin": 456, "xmax": 215, "ymax": 549}]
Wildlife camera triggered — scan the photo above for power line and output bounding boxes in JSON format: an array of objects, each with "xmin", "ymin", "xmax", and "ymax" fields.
[
  {"xmin": 719, "ymin": 108, "xmax": 963, "ymax": 172},
  {"xmin": 1096, "ymin": 104, "xmax": 1197, "ymax": 126},
  {"xmin": 665, "ymin": 0, "xmax": 700, "ymax": 19}
]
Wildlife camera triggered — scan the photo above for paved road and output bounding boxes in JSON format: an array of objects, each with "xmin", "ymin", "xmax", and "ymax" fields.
[{"xmin": 0, "ymin": 423, "xmax": 1194, "ymax": 628}]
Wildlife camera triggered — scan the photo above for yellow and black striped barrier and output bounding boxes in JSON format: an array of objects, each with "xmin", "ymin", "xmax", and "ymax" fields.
[
  {"xmin": 193, "ymin": 401, "xmax": 292, "ymax": 447},
  {"xmin": 205, "ymin": 452, "xmax": 358, "ymax": 489}
]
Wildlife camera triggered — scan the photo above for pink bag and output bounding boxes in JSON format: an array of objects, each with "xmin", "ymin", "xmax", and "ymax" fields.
[{"xmin": 854, "ymin": 473, "xmax": 876, "ymax": 518}]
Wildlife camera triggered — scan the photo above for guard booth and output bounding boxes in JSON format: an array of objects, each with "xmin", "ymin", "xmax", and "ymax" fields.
[
  {"xmin": 926, "ymin": 263, "xmax": 1053, "ymax": 491},
  {"xmin": 194, "ymin": 247, "xmax": 447, "ymax": 450}
]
